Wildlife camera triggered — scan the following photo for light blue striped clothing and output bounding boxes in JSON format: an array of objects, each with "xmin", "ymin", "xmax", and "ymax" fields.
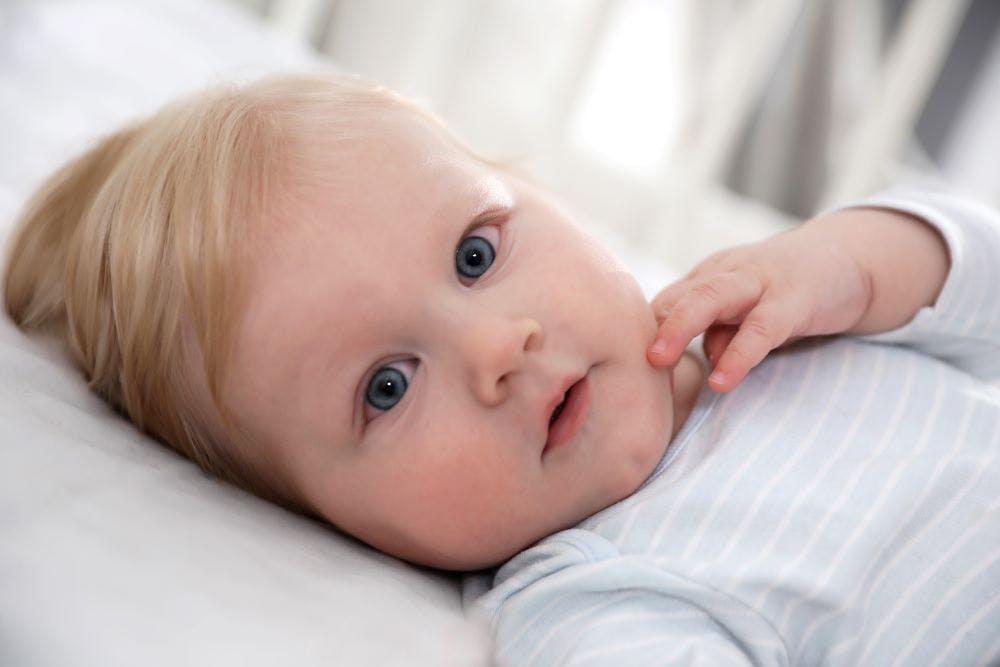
[{"xmin": 462, "ymin": 187, "xmax": 1000, "ymax": 666}]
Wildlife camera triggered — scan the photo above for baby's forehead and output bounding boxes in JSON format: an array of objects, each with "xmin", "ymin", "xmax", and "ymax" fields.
[
  {"xmin": 254, "ymin": 118, "xmax": 460, "ymax": 249},
  {"xmin": 308, "ymin": 106, "xmax": 468, "ymax": 172},
  {"xmin": 299, "ymin": 114, "xmax": 479, "ymax": 206},
  {"xmin": 253, "ymin": 117, "xmax": 513, "ymax": 278}
]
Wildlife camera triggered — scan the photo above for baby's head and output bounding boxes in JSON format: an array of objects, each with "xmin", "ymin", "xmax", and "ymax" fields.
[{"xmin": 3, "ymin": 72, "xmax": 675, "ymax": 570}]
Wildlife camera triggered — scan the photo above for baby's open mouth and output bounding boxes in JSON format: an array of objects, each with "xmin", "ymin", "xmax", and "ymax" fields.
[
  {"xmin": 549, "ymin": 394, "xmax": 567, "ymax": 424},
  {"xmin": 544, "ymin": 376, "xmax": 591, "ymax": 454}
]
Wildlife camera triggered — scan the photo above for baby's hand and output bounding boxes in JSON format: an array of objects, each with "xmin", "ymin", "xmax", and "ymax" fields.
[{"xmin": 646, "ymin": 224, "xmax": 873, "ymax": 392}]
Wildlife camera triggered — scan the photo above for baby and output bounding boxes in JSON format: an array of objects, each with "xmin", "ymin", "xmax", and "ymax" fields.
[{"xmin": 4, "ymin": 72, "xmax": 998, "ymax": 665}]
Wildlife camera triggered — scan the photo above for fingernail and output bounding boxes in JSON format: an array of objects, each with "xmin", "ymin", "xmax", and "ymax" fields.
[
  {"xmin": 651, "ymin": 339, "xmax": 668, "ymax": 355},
  {"xmin": 709, "ymin": 370, "xmax": 727, "ymax": 385}
]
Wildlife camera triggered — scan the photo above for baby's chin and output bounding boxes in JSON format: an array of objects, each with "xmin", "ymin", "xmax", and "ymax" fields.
[{"xmin": 384, "ymin": 522, "xmax": 557, "ymax": 572}]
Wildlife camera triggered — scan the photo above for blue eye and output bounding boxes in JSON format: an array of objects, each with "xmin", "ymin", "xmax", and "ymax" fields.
[
  {"xmin": 365, "ymin": 365, "xmax": 408, "ymax": 412},
  {"xmin": 456, "ymin": 234, "xmax": 495, "ymax": 280}
]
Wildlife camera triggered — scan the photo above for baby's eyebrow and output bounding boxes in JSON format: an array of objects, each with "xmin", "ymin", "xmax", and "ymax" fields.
[{"xmin": 466, "ymin": 173, "xmax": 515, "ymax": 218}]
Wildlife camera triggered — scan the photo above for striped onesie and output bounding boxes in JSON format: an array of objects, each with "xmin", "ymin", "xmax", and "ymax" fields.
[{"xmin": 462, "ymin": 188, "xmax": 1000, "ymax": 666}]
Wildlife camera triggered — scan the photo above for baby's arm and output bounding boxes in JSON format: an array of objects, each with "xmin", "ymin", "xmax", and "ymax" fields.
[
  {"xmin": 478, "ymin": 532, "xmax": 785, "ymax": 666},
  {"xmin": 830, "ymin": 187, "xmax": 1000, "ymax": 382},
  {"xmin": 647, "ymin": 186, "xmax": 1000, "ymax": 390},
  {"xmin": 802, "ymin": 205, "xmax": 948, "ymax": 337}
]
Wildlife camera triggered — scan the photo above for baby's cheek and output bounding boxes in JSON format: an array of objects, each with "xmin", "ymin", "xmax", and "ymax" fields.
[
  {"xmin": 607, "ymin": 271, "xmax": 660, "ymax": 344},
  {"xmin": 415, "ymin": 479, "xmax": 541, "ymax": 570},
  {"xmin": 591, "ymin": 248, "xmax": 654, "ymax": 318}
]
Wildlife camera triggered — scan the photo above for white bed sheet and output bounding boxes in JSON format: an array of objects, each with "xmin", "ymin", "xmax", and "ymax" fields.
[{"xmin": 0, "ymin": 1, "xmax": 496, "ymax": 664}]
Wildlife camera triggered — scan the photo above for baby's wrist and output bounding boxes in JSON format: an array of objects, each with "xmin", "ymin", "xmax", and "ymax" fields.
[{"xmin": 804, "ymin": 207, "xmax": 949, "ymax": 335}]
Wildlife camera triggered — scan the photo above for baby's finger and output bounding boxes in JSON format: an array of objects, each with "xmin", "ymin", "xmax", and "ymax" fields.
[
  {"xmin": 650, "ymin": 279, "xmax": 693, "ymax": 325},
  {"xmin": 648, "ymin": 272, "xmax": 762, "ymax": 366},
  {"xmin": 708, "ymin": 302, "xmax": 795, "ymax": 392},
  {"xmin": 703, "ymin": 324, "xmax": 738, "ymax": 367}
]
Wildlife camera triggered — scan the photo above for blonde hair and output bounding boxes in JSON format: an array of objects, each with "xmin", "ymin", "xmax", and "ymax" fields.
[{"xmin": 2, "ymin": 71, "xmax": 484, "ymax": 515}]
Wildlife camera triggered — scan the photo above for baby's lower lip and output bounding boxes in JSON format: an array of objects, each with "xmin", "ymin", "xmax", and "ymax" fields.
[{"xmin": 543, "ymin": 376, "xmax": 590, "ymax": 455}]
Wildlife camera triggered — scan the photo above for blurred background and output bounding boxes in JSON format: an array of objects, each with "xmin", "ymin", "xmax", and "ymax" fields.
[
  {"xmin": 3, "ymin": 0, "xmax": 999, "ymax": 280},
  {"xmin": 222, "ymin": 0, "xmax": 1000, "ymax": 274}
]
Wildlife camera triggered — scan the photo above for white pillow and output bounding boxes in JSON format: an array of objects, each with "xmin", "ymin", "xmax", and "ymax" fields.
[{"xmin": 0, "ymin": 1, "xmax": 491, "ymax": 664}]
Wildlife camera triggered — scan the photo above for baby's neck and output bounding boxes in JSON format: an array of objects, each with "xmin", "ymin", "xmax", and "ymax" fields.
[{"xmin": 670, "ymin": 351, "xmax": 707, "ymax": 440}]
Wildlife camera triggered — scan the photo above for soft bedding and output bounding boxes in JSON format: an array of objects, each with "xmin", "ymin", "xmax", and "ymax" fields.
[{"xmin": 0, "ymin": 1, "xmax": 497, "ymax": 664}]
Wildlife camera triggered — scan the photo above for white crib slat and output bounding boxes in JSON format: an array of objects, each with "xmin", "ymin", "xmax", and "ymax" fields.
[
  {"xmin": 820, "ymin": 0, "xmax": 973, "ymax": 208},
  {"xmin": 679, "ymin": 0, "xmax": 806, "ymax": 190},
  {"xmin": 266, "ymin": 0, "xmax": 329, "ymax": 44}
]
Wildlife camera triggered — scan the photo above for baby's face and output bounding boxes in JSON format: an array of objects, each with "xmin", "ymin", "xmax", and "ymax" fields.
[{"xmin": 230, "ymin": 108, "xmax": 673, "ymax": 570}]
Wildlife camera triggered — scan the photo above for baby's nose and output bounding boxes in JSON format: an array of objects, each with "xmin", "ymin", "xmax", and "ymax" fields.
[{"xmin": 463, "ymin": 315, "xmax": 544, "ymax": 406}]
